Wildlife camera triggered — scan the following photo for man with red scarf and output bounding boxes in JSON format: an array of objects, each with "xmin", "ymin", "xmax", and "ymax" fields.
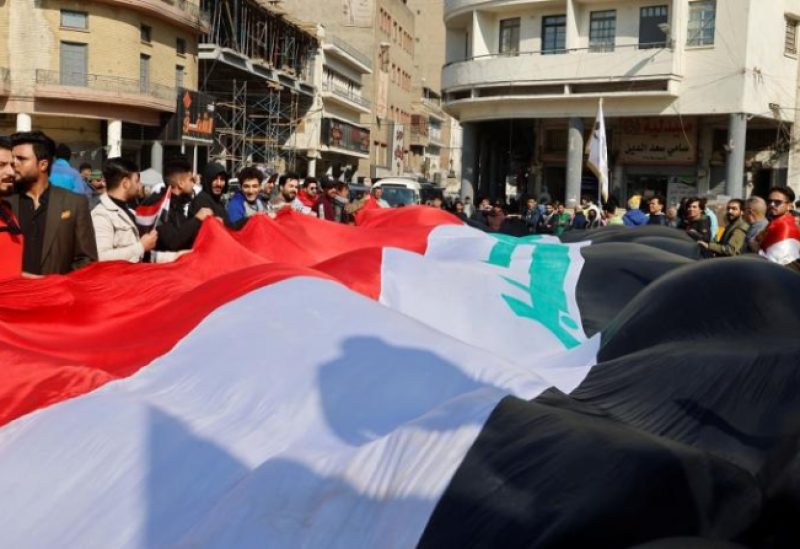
[
  {"xmin": 0, "ymin": 137, "xmax": 22, "ymax": 280},
  {"xmin": 759, "ymin": 186, "xmax": 800, "ymax": 272}
]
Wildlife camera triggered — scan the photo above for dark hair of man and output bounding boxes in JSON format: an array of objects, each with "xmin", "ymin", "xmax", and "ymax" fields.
[
  {"xmin": 650, "ymin": 195, "xmax": 665, "ymax": 208},
  {"xmin": 103, "ymin": 157, "xmax": 139, "ymax": 191},
  {"xmin": 278, "ymin": 172, "xmax": 300, "ymax": 188},
  {"xmin": 304, "ymin": 176, "xmax": 317, "ymax": 187},
  {"xmin": 10, "ymin": 131, "xmax": 56, "ymax": 175},
  {"xmin": 320, "ymin": 176, "xmax": 335, "ymax": 190},
  {"xmin": 78, "ymin": 162, "xmax": 92, "ymax": 172},
  {"xmin": 237, "ymin": 166, "xmax": 264, "ymax": 185},
  {"xmin": 163, "ymin": 156, "xmax": 193, "ymax": 185},
  {"xmin": 604, "ymin": 203, "xmax": 617, "ymax": 215},
  {"xmin": 685, "ymin": 196, "xmax": 702, "ymax": 210},
  {"xmin": 767, "ymin": 185, "xmax": 796, "ymax": 204},
  {"xmin": 335, "ymin": 181, "xmax": 349, "ymax": 192},
  {"xmin": 55, "ymin": 143, "xmax": 71, "ymax": 161},
  {"xmin": 0, "ymin": 136, "xmax": 10, "ymax": 151},
  {"xmin": 728, "ymin": 198, "xmax": 745, "ymax": 210}
]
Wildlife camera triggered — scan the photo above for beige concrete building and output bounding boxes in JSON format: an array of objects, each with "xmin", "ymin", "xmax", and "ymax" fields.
[
  {"xmin": 280, "ymin": 0, "xmax": 419, "ymax": 179},
  {"xmin": 406, "ymin": 0, "xmax": 458, "ymax": 186},
  {"xmin": 296, "ymin": 31, "xmax": 373, "ymax": 179},
  {"xmin": 444, "ymin": 0, "xmax": 800, "ymax": 205},
  {"xmin": 0, "ymin": 0, "xmax": 207, "ymax": 169}
]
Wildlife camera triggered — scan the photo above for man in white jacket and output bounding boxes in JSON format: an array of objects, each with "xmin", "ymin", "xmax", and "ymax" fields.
[{"xmin": 91, "ymin": 158, "xmax": 179, "ymax": 263}]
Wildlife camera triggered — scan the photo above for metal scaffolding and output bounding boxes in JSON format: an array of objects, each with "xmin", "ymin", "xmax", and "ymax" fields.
[{"xmin": 200, "ymin": 0, "xmax": 316, "ymax": 174}]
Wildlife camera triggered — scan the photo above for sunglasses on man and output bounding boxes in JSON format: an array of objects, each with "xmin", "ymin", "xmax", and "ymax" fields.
[{"xmin": 767, "ymin": 199, "xmax": 788, "ymax": 207}]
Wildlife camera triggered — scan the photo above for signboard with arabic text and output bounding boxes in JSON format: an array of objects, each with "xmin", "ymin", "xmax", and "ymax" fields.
[
  {"xmin": 163, "ymin": 90, "xmax": 215, "ymax": 145},
  {"xmin": 618, "ymin": 117, "xmax": 697, "ymax": 165}
]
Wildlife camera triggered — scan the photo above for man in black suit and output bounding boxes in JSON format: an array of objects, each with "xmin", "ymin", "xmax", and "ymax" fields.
[{"xmin": 7, "ymin": 131, "xmax": 97, "ymax": 275}]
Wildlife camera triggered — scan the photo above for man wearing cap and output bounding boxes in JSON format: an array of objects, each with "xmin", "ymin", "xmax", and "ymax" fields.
[
  {"xmin": 190, "ymin": 162, "xmax": 230, "ymax": 226},
  {"xmin": 86, "ymin": 169, "xmax": 106, "ymax": 210}
]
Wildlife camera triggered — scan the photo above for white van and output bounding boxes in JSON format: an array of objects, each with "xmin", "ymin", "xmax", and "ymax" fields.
[{"xmin": 372, "ymin": 178, "xmax": 421, "ymax": 207}]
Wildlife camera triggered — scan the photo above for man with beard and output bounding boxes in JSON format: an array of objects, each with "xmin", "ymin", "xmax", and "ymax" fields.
[
  {"xmin": 149, "ymin": 157, "xmax": 213, "ymax": 251},
  {"xmin": 758, "ymin": 186, "xmax": 800, "ymax": 271},
  {"xmin": 0, "ymin": 137, "xmax": 23, "ymax": 279},
  {"xmin": 314, "ymin": 177, "xmax": 337, "ymax": 221},
  {"xmin": 699, "ymin": 198, "xmax": 749, "ymax": 257},
  {"xmin": 91, "ymin": 157, "xmax": 169, "ymax": 263},
  {"xmin": 744, "ymin": 196, "xmax": 768, "ymax": 253},
  {"xmin": 190, "ymin": 162, "xmax": 230, "ymax": 226},
  {"xmin": 297, "ymin": 177, "xmax": 318, "ymax": 208},
  {"xmin": 270, "ymin": 172, "xmax": 311, "ymax": 215},
  {"xmin": 6, "ymin": 131, "xmax": 96, "ymax": 275}
]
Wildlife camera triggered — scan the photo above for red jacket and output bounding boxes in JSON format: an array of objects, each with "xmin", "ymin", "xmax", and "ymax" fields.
[{"xmin": 0, "ymin": 201, "xmax": 23, "ymax": 280}]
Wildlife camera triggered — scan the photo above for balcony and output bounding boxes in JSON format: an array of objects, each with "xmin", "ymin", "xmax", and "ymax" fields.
[
  {"xmin": 323, "ymin": 36, "xmax": 373, "ymax": 74},
  {"xmin": 443, "ymin": 45, "xmax": 679, "ymax": 104},
  {"xmin": 320, "ymin": 82, "xmax": 372, "ymax": 113},
  {"xmin": 91, "ymin": 0, "xmax": 210, "ymax": 33},
  {"xmin": 35, "ymin": 70, "xmax": 176, "ymax": 113}
]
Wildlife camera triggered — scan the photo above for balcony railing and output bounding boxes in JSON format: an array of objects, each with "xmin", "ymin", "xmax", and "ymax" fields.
[
  {"xmin": 443, "ymin": 43, "xmax": 677, "ymax": 94},
  {"xmin": 36, "ymin": 70, "xmax": 176, "ymax": 103},
  {"xmin": 165, "ymin": 0, "xmax": 210, "ymax": 24},
  {"xmin": 321, "ymin": 82, "xmax": 372, "ymax": 108},
  {"xmin": 325, "ymin": 35, "xmax": 372, "ymax": 71}
]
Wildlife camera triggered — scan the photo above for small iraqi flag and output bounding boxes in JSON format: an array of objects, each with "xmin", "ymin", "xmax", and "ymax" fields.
[
  {"xmin": 135, "ymin": 187, "xmax": 171, "ymax": 228},
  {"xmin": 760, "ymin": 212, "xmax": 800, "ymax": 265}
]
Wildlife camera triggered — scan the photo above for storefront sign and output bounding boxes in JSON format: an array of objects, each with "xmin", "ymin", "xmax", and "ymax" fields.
[
  {"xmin": 321, "ymin": 118, "xmax": 370, "ymax": 155},
  {"xmin": 163, "ymin": 90, "xmax": 215, "ymax": 144},
  {"xmin": 618, "ymin": 118, "xmax": 697, "ymax": 165}
]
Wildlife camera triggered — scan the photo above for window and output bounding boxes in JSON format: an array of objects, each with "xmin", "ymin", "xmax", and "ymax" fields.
[
  {"xmin": 499, "ymin": 18, "xmax": 521, "ymax": 55},
  {"xmin": 687, "ymin": 1, "xmax": 716, "ymax": 46},
  {"xmin": 639, "ymin": 6, "xmax": 669, "ymax": 49},
  {"xmin": 60, "ymin": 42, "xmax": 87, "ymax": 86},
  {"xmin": 176, "ymin": 65, "xmax": 184, "ymax": 90},
  {"xmin": 542, "ymin": 15, "xmax": 567, "ymax": 54},
  {"xmin": 589, "ymin": 10, "xmax": 616, "ymax": 52},
  {"xmin": 140, "ymin": 54, "xmax": 150, "ymax": 93},
  {"xmin": 176, "ymin": 37, "xmax": 187, "ymax": 55},
  {"xmin": 61, "ymin": 10, "xmax": 88, "ymax": 30},
  {"xmin": 140, "ymin": 24, "xmax": 152, "ymax": 43},
  {"xmin": 786, "ymin": 18, "xmax": 798, "ymax": 55}
]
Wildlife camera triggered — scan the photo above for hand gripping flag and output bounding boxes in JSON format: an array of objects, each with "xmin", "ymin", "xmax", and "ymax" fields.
[
  {"xmin": 586, "ymin": 98, "xmax": 609, "ymax": 203},
  {"xmin": 0, "ymin": 213, "xmax": 798, "ymax": 548}
]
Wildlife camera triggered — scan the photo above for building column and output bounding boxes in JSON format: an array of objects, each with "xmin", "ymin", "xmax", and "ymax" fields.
[
  {"xmin": 308, "ymin": 157, "xmax": 317, "ymax": 177},
  {"xmin": 613, "ymin": 164, "xmax": 625, "ymax": 204},
  {"xmin": 697, "ymin": 121, "xmax": 713, "ymax": 196},
  {"xmin": 566, "ymin": 117, "xmax": 583, "ymax": 207},
  {"xmin": 150, "ymin": 141, "xmax": 164, "ymax": 174},
  {"xmin": 565, "ymin": 0, "xmax": 579, "ymax": 50},
  {"xmin": 726, "ymin": 113, "xmax": 747, "ymax": 198},
  {"xmin": 460, "ymin": 122, "xmax": 477, "ymax": 199},
  {"xmin": 107, "ymin": 119, "xmax": 122, "ymax": 158},
  {"xmin": 16, "ymin": 113, "xmax": 32, "ymax": 132}
]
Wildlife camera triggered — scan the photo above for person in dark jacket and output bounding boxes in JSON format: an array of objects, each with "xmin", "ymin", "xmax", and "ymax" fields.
[
  {"xmin": 647, "ymin": 195, "xmax": 668, "ymax": 226},
  {"xmin": 571, "ymin": 206, "xmax": 588, "ymax": 230},
  {"xmin": 190, "ymin": 162, "xmax": 230, "ymax": 226},
  {"xmin": 145, "ymin": 157, "xmax": 213, "ymax": 252},
  {"xmin": 522, "ymin": 197, "xmax": 541, "ymax": 234},
  {"xmin": 679, "ymin": 196, "xmax": 711, "ymax": 243}
]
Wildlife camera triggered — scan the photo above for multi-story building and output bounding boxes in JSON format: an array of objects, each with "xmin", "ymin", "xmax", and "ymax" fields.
[
  {"xmin": 406, "ymin": 0, "xmax": 460, "ymax": 187},
  {"xmin": 280, "ymin": 0, "xmax": 418, "ymax": 179},
  {"xmin": 443, "ymin": 0, "xmax": 800, "ymax": 206},
  {"xmin": 0, "ymin": 0, "xmax": 207, "ymax": 170},
  {"xmin": 302, "ymin": 32, "xmax": 372, "ymax": 179}
]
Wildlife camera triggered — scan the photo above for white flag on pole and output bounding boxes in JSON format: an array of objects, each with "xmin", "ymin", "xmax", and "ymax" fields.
[{"xmin": 586, "ymin": 99, "xmax": 609, "ymax": 203}]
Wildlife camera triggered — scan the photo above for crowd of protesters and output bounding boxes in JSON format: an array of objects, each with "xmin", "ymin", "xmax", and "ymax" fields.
[
  {"xmin": 0, "ymin": 131, "xmax": 393, "ymax": 279},
  {"xmin": 1, "ymin": 130, "xmax": 799, "ymax": 279},
  {"xmin": 441, "ymin": 188, "xmax": 800, "ymax": 271}
]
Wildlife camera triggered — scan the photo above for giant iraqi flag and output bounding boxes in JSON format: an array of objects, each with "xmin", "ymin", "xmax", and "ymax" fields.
[{"xmin": 0, "ymin": 208, "xmax": 798, "ymax": 547}]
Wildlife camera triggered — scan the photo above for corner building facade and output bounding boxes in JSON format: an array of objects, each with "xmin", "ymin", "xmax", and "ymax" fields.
[
  {"xmin": 0, "ymin": 0, "xmax": 206, "ymax": 170},
  {"xmin": 444, "ymin": 0, "xmax": 800, "ymax": 206}
]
